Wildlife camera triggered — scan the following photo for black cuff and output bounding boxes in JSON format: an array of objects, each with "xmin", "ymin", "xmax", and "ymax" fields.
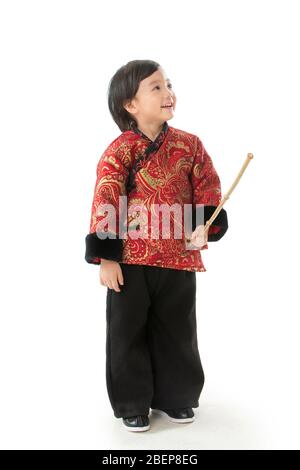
[
  {"xmin": 192, "ymin": 205, "xmax": 228, "ymax": 241},
  {"xmin": 85, "ymin": 232, "xmax": 123, "ymax": 264}
]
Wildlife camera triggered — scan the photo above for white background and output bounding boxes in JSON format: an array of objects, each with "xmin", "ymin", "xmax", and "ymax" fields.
[{"xmin": 0, "ymin": 0, "xmax": 299, "ymax": 450}]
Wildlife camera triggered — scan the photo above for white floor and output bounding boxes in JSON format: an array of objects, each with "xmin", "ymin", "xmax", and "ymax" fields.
[
  {"xmin": 93, "ymin": 387, "xmax": 296, "ymax": 450},
  {"xmin": 1, "ymin": 367, "xmax": 299, "ymax": 450}
]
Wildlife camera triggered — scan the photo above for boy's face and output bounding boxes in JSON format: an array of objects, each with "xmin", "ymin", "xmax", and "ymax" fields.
[{"xmin": 123, "ymin": 67, "xmax": 177, "ymax": 127}]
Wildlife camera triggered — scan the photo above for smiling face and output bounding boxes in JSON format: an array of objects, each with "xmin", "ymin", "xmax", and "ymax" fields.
[{"xmin": 123, "ymin": 67, "xmax": 177, "ymax": 129}]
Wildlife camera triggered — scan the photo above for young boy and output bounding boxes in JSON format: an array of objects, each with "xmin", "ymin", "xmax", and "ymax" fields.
[{"xmin": 85, "ymin": 60, "xmax": 228, "ymax": 432}]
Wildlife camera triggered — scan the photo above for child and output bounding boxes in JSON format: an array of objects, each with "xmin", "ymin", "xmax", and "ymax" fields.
[{"xmin": 85, "ymin": 60, "xmax": 228, "ymax": 432}]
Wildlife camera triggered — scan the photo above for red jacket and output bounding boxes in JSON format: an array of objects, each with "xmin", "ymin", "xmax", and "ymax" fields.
[{"xmin": 85, "ymin": 122, "xmax": 228, "ymax": 272}]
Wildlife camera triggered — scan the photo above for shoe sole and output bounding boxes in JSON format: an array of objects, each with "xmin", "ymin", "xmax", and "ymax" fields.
[
  {"xmin": 122, "ymin": 422, "xmax": 150, "ymax": 432},
  {"xmin": 151, "ymin": 409, "xmax": 195, "ymax": 423}
]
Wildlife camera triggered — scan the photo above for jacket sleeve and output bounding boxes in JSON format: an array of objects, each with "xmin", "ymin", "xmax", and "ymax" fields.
[
  {"xmin": 190, "ymin": 136, "xmax": 228, "ymax": 246},
  {"xmin": 84, "ymin": 140, "xmax": 130, "ymax": 264}
]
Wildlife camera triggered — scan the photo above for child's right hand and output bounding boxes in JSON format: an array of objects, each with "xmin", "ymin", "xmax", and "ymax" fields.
[{"xmin": 99, "ymin": 259, "xmax": 124, "ymax": 292}]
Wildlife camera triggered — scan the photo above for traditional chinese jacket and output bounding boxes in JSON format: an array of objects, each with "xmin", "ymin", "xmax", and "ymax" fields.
[{"xmin": 85, "ymin": 121, "xmax": 228, "ymax": 272}]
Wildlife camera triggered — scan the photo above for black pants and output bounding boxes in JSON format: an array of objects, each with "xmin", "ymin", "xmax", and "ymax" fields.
[{"xmin": 105, "ymin": 263, "xmax": 205, "ymax": 418}]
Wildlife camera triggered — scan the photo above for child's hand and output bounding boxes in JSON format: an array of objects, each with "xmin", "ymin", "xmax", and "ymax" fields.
[
  {"xmin": 186, "ymin": 225, "xmax": 208, "ymax": 249},
  {"xmin": 99, "ymin": 259, "xmax": 124, "ymax": 292}
]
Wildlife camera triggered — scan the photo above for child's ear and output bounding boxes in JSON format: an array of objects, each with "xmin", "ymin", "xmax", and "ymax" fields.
[
  {"xmin": 123, "ymin": 99, "xmax": 130, "ymax": 113},
  {"xmin": 123, "ymin": 98, "xmax": 136, "ymax": 114}
]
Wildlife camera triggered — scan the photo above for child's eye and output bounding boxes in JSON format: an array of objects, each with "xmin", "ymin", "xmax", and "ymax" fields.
[{"xmin": 154, "ymin": 84, "xmax": 173, "ymax": 90}]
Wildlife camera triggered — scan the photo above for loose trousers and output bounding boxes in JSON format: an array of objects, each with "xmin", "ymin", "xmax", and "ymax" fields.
[{"xmin": 105, "ymin": 263, "xmax": 205, "ymax": 418}]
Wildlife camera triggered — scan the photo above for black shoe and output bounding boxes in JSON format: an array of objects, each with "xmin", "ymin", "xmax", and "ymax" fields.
[
  {"xmin": 151, "ymin": 407, "xmax": 195, "ymax": 423},
  {"xmin": 122, "ymin": 414, "xmax": 150, "ymax": 432}
]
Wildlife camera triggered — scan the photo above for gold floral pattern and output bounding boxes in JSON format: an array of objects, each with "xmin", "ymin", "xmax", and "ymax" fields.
[{"xmin": 87, "ymin": 124, "xmax": 224, "ymax": 272}]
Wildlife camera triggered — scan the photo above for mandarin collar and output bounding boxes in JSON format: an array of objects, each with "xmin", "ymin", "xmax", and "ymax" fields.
[{"xmin": 133, "ymin": 121, "xmax": 169, "ymax": 144}]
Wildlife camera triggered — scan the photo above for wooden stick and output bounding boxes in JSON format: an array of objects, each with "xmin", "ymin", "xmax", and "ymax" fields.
[
  {"xmin": 186, "ymin": 153, "xmax": 254, "ymax": 243},
  {"xmin": 203, "ymin": 152, "xmax": 254, "ymax": 234}
]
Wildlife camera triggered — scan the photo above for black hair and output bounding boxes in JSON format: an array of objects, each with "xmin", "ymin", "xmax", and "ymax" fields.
[{"xmin": 107, "ymin": 59, "xmax": 161, "ymax": 132}]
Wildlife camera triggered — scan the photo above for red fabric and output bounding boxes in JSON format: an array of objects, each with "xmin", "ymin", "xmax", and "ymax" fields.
[{"xmin": 88, "ymin": 125, "xmax": 223, "ymax": 272}]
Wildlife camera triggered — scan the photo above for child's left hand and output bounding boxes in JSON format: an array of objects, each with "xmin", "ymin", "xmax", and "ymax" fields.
[{"xmin": 186, "ymin": 225, "xmax": 208, "ymax": 249}]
